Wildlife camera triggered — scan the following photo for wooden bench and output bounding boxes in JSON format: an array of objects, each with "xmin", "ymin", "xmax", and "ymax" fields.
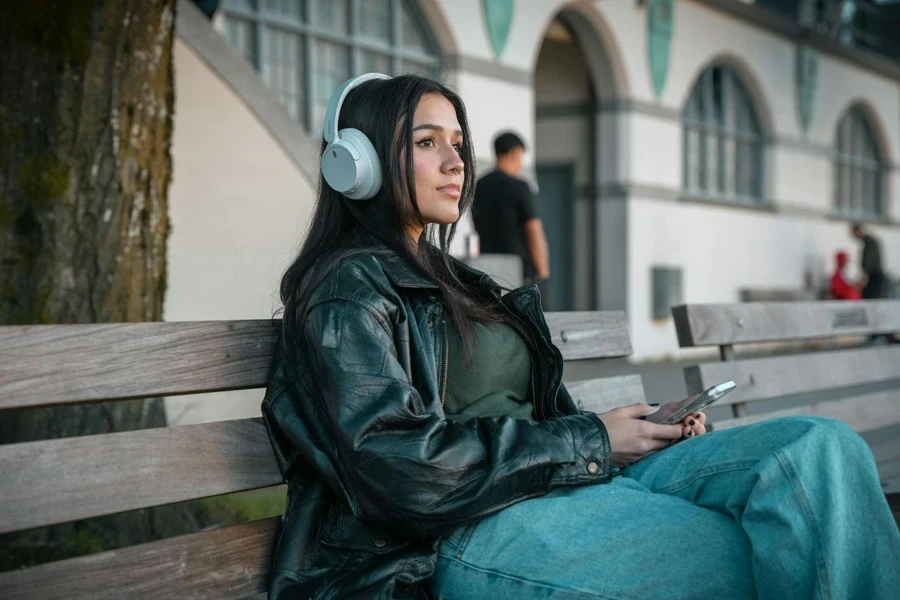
[
  {"xmin": 671, "ymin": 300, "xmax": 900, "ymax": 497},
  {"xmin": 0, "ymin": 311, "xmax": 645, "ymax": 599}
]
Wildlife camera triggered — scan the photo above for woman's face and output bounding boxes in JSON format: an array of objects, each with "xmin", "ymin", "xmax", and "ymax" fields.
[{"xmin": 408, "ymin": 93, "xmax": 465, "ymax": 237}]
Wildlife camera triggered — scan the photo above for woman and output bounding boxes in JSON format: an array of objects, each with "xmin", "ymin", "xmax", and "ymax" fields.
[{"xmin": 262, "ymin": 74, "xmax": 900, "ymax": 600}]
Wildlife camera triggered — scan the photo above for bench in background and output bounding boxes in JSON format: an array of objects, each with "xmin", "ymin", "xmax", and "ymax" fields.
[
  {"xmin": 0, "ymin": 311, "xmax": 644, "ymax": 600},
  {"xmin": 672, "ymin": 300, "xmax": 900, "ymax": 501}
]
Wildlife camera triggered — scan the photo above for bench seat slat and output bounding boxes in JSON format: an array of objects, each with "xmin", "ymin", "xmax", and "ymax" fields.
[
  {"xmin": 684, "ymin": 346, "xmax": 900, "ymax": 405},
  {"xmin": 0, "ymin": 518, "xmax": 277, "ymax": 600},
  {"xmin": 673, "ymin": 301, "xmax": 900, "ymax": 347},
  {"xmin": 0, "ymin": 418, "xmax": 281, "ymax": 535},
  {"xmin": 0, "ymin": 313, "xmax": 631, "ymax": 411},
  {"xmin": 0, "ymin": 374, "xmax": 634, "ymax": 534},
  {"xmin": 711, "ymin": 390, "xmax": 900, "ymax": 433}
]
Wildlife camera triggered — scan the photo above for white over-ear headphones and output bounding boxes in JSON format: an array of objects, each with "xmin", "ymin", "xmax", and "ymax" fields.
[{"xmin": 321, "ymin": 73, "xmax": 391, "ymax": 200}]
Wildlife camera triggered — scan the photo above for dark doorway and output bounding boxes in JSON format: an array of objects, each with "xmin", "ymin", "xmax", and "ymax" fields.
[{"xmin": 535, "ymin": 163, "xmax": 576, "ymax": 311}]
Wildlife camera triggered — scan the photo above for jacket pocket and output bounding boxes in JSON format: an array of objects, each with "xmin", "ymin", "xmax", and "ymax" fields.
[
  {"xmin": 318, "ymin": 502, "xmax": 411, "ymax": 555},
  {"xmin": 439, "ymin": 520, "xmax": 480, "ymax": 560}
]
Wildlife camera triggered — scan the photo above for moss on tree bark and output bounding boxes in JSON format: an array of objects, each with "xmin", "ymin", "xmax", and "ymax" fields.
[{"xmin": 0, "ymin": 0, "xmax": 201, "ymax": 568}]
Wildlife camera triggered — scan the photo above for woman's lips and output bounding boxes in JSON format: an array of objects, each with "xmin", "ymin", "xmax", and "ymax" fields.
[{"xmin": 438, "ymin": 184, "xmax": 461, "ymax": 198}]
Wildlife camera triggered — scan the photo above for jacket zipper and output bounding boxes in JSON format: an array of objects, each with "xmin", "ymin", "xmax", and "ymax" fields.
[{"xmin": 440, "ymin": 319, "xmax": 449, "ymax": 407}]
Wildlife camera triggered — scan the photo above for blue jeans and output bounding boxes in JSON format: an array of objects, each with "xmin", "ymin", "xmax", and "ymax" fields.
[{"xmin": 430, "ymin": 417, "xmax": 900, "ymax": 599}]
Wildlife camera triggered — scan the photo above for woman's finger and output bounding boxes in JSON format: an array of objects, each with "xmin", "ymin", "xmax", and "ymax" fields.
[
  {"xmin": 692, "ymin": 411, "xmax": 707, "ymax": 425},
  {"xmin": 682, "ymin": 415, "xmax": 701, "ymax": 430},
  {"xmin": 683, "ymin": 414, "xmax": 707, "ymax": 438},
  {"xmin": 615, "ymin": 403, "xmax": 660, "ymax": 419},
  {"xmin": 644, "ymin": 422, "xmax": 683, "ymax": 440}
]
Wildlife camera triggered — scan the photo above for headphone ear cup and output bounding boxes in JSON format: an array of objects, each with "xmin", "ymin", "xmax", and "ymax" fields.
[{"xmin": 321, "ymin": 128, "xmax": 382, "ymax": 200}]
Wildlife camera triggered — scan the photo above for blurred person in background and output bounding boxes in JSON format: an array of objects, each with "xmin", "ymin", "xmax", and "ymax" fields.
[
  {"xmin": 830, "ymin": 250, "xmax": 862, "ymax": 300},
  {"xmin": 473, "ymin": 132, "xmax": 550, "ymax": 288},
  {"xmin": 851, "ymin": 224, "xmax": 899, "ymax": 343},
  {"xmin": 852, "ymin": 223, "xmax": 890, "ymax": 299}
]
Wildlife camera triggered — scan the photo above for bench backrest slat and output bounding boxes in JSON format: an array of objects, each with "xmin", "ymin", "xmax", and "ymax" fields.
[
  {"xmin": 567, "ymin": 375, "xmax": 645, "ymax": 414},
  {"xmin": 0, "ymin": 518, "xmax": 276, "ymax": 600},
  {"xmin": 546, "ymin": 311, "xmax": 632, "ymax": 359},
  {"xmin": 0, "ymin": 418, "xmax": 280, "ymax": 535},
  {"xmin": 0, "ymin": 321, "xmax": 277, "ymax": 410},
  {"xmin": 0, "ymin": 312, "xmax": 631, "ymax": 411},
  {"xmin": 684, "ymin": 346, "xmax": 900, "ymax": 405},
  {"xmin": 672, "ymin": 301, "xmax": 900, "ymax": 347},
  {"xmin": 712, "ymin": 389, "xmax": 900, "ymax": 434}
]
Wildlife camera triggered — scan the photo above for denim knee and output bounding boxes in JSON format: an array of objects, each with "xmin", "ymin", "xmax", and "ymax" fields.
[{"xmin": 780, "ymin": 415, "xmax": 870, "ymax": 461}]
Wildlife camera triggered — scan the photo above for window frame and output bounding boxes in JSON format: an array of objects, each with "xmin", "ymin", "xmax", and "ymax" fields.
[
  {"xmin": 833, "ymin": 106, "xmax": 884, "ymax": 220},
  {"xmin": 221, "ymin": 0, "xmax": 441, "ymax": 133},
  {"xmin": 682, "ymin": 65, "xmax": 765, "ymax": 205}
]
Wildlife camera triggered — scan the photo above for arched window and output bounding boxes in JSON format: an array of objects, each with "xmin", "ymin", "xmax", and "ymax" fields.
[
  {"xmin": 834, "ymin": 106, "xmax": 883, "ymax": 218},
  {"xmin": 221, "ymin": 0, "xmax": 440, "ymax": 133},
  {"xmin": 683, "ymin": 65, "xmax": 763, "ymax": 203}
]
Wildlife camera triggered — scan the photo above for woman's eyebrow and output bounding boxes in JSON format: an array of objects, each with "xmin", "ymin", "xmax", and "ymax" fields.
[{"xmin": 412, "ymin": 123, "xmax": 463, "ymax": 136}]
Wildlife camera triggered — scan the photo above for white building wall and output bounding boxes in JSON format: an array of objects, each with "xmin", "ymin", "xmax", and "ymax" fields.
[
  {"xmin": 164, "ymin": 39, "xmax": 315, "ymax": 424},
  {"xmin": 613, "ymin": 0, "xmax": 900, "ymax": 359},
  {"xmin": 446, "ymin": 0, "xmax": 899, "ymax": 359},
  {"xmin": 453, "ymin": 72, "xmax": 535, "ymax": 167},
  {"xmin": 627, "ymin": 113, "xmax": 681, "ymax": 189},
  {"xmin": 164, "ymin": 0, "xmax": 900, "ymax": 372},
  {"xmin": 629, "ymin": 199, "xmax": 900, "ymax": 360},
  {"xmin": 428, "ymin": 0, "xmax": 491, "ymax": 60}
]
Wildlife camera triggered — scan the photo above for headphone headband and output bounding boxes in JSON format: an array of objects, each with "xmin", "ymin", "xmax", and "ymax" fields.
[{"xmin": 323, "ymin": 72, "xmax": 391, "ymax": 143}]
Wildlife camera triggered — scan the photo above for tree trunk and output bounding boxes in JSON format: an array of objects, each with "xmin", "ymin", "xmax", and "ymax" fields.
[{"xmin": 0, "ymin": 0, "xmax": 196, "ymax": 567}]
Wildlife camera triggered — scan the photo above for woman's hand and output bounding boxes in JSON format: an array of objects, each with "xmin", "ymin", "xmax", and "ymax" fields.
[
  {"xmin": 598, "ymin": 404, "xmax": 684, "ymax": 468},
  {"xmin": 681, "ymin": 411, "xmax": 707, "ymax": 439}
]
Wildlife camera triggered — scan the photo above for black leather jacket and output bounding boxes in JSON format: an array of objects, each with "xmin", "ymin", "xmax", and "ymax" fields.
[{"xmin": 262, "ymin": 247, "xmax": 613, "ymax": 599}]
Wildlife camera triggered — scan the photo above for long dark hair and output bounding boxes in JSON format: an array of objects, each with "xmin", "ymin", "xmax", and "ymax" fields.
[{"xmin": 280, "ymin": 75, "xmax": 507, "ymax": 355}]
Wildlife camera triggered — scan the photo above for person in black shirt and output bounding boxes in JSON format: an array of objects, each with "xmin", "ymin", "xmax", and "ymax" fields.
[
  {"xmin": 851, "ymin": 223, "xmax": 899, "ymax": 343},
  {"xmin": 852, "ymin": 223, "xmax": 889, "ymax": 299},
  {"xmin": 473, "ymin": 132, "xmax": 550, "ymax": 285}
]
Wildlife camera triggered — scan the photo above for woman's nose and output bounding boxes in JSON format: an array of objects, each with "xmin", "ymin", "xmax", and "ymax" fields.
[{"xmin": 443, "ymin": 148, "xmax": 464, "ymax": 174}]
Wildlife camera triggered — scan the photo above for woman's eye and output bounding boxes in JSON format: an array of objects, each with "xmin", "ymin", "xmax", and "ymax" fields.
[
  {"xmin": 453, "ymin": 142, "xmax": 464, "ymax": 152},
  {"xmin": 415, "ymin": 138, "xmax": 434, "ymax": 148}
]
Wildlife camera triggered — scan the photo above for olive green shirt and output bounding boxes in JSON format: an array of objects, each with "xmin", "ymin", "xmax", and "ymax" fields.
[{"xmin": 443, "ymin": 321, "xmax": 535, "ymax": 423}]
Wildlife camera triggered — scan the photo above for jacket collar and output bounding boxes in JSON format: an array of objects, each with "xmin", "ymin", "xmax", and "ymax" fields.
[
  {"xmin": 373, "ymin": 244, "xmax": 500, "ymax": 294},
  {"xmin": 377, "ymin": 251, "xmax": 439, "ymax": 289}
]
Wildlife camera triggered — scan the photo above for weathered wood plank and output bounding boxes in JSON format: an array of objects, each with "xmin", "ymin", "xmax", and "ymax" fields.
[
  {"xmin": 567, "ymin": 375, "xmax": 646, "ymax": 414},
  {"xmin": 0, "ymin": 313, "xmax": 631, "ymax": 410},
  {"xmin": 711, "ymin": 390, "xmax": 900, "ymax": 433},
  {"xmin": 684, "ymin": 346, "xmax": 900, "ymax": 404},
  {"xmin": 0, "ymin": 419, "xmax": 281, "ymax": 534},
  {"xmin": 0, "ymin": 320, "xmax": 278, "ymax": 411},
  {"xmin": 0, "ymin": 518, "xmax": 278, "ymax": 600},
  {"xmin": 672, "ymin": 301, "xmax": 900, "ymax": 347},
  {"xmin": 546, "ymin": 311, "xmax": 632, "ymax": 360},
  {"xmin": 738, "ymin": 289, "xmax": 816, "ymax": 303},
  {"xmin": 0, "ymin": 372, "xmax": 639, "ymax": 534}
]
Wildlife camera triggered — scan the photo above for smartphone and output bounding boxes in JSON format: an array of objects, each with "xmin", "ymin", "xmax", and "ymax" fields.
[{"xmin": 644, "ymin": 381, "xmax": 736, "ymax": 425}]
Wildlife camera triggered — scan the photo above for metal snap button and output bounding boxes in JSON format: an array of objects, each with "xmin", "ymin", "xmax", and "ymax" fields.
[
  {"xmin": 374, "ymin": 538, "xmax": 387, "ymax": 548},
  {"xmin": 587, "ymin": 461, "xmax": 599, "ymax": 475}
]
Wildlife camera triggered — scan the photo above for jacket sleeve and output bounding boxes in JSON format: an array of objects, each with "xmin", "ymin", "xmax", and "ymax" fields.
[{"xmin": 279, "ymin": 297, "xmax": 612, "ymax": 538}]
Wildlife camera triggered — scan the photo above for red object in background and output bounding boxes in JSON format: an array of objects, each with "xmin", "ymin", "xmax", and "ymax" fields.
[{"xmin": 831, "ymin": 251, "xmax": 861, "ymax": 300}]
